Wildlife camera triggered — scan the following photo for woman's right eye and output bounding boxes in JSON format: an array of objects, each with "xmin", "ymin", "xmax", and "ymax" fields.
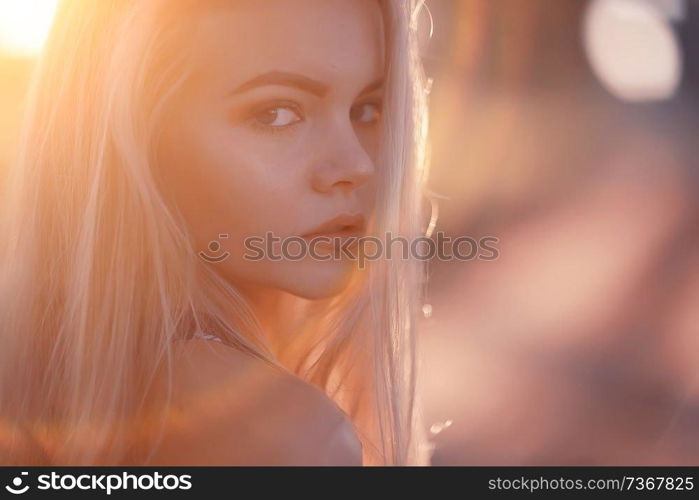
[{"xmin": 249, "ymin": 105, "xmax": 303, "ymax": 129}]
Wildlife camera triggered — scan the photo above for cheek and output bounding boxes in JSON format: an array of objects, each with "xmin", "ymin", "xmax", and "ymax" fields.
[
  {"xmin": 157, "ymin": 119, "xmax": 305, "ymax": 256},
  {"xmin": 356, "ymin": 125, "xmax": 381, "ymax": 161},
  {"xmin": 354, "ymin": 126, "xmax": 380, "ymax": 211},
  {"xmin": 356, "ymin": 178, "xmax": 377, "ymax": 218}
]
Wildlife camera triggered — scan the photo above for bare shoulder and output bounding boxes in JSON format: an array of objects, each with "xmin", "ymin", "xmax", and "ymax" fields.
[{"xmin": 142, "ymin": 339, "xmax": 362, "ymax": 465}]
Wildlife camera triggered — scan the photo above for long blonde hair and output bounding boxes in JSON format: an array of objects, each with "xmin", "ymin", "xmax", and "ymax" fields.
[{"xmin": 0, "ymin": 0, "xmax": 430, "ymax": 465}]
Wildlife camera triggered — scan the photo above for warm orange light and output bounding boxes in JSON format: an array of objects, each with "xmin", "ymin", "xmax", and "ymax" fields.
[{"xmin": 0, "ymin": 0, "xmax": 59, "ymax": 56}]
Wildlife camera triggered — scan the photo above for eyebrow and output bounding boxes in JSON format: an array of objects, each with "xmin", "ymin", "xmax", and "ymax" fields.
[{"xmin": 229, "ymin": 71, "xmax": 384, "ymax": 98}]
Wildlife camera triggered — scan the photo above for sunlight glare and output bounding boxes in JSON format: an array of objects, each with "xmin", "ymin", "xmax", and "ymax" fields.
[{"xmin": 0, "ymin": 0, "xmax": 59, "ymax": 56}]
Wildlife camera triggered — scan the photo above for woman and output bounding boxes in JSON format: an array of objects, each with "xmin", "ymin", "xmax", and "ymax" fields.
[{"xmin": 0, "ymin": 0, "xmax": 430, "ymax": 466}]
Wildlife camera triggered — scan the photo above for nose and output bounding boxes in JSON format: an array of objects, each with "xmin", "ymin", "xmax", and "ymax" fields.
[{"xmin": 310, "ymin": 117, "xmax": 375, "ymax": 195}]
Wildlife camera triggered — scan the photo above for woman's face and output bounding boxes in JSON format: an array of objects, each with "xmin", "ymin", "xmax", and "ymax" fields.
[{"xmin": 158, "ymin": 0, "xmax": 384, "ymax": 299}]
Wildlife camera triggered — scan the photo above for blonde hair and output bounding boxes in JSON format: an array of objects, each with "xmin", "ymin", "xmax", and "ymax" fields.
[{"xmin": 0, "ymin": 0, "xmax": 430, "ymax": 465}]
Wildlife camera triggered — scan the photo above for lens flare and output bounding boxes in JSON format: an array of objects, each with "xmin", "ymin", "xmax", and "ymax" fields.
[{"xmin": 583, "ymin": 0, "xmax": 682, "ymax": 102}]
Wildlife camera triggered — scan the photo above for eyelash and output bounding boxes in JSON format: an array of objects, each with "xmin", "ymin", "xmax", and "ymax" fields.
[
  {"xmin": 244, "ymin": 101, "xmax": 304, "ymax": 134},
  {"xmin": 352, "ymin": 100, "xmax": 383, "ymax": 126},
  {"xmin": 242, "ymin": 99, "xmax": 383, "ymax": 135}
]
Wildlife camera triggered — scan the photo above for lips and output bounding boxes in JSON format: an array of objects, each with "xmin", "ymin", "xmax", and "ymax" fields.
[{"xmin": 301, "ymin": 213, "xmax": 366, "ymax": 241}]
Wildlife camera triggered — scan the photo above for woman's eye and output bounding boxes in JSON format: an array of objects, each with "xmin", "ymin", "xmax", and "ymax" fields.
[
  {"xmin": 350, "ymin": 102, "xmax": 381, "ymax": 124},
  {"xmin": 251, "ymin": 106, "xmax": 303, "ymax": 128}
]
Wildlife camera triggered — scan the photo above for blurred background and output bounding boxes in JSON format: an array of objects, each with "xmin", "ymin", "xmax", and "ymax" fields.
[{"xmin": 1, "ymin": 0, "xmax": 697, "ymax": 465}]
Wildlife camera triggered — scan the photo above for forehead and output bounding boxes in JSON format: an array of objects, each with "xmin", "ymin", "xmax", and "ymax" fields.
[{"xmin": 188, "ymin": 0, "xmax": 385, "ymax": 92}]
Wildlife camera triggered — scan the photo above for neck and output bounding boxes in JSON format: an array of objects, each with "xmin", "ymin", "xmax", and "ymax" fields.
[{"xmin": 236, "ymin": 284, "xmax": 304, "ymax": 360}]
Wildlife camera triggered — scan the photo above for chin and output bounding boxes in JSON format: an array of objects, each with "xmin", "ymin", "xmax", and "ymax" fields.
[{"xmin": 281, "ymin": 260, "xmax": 357, "ymax": 300}]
